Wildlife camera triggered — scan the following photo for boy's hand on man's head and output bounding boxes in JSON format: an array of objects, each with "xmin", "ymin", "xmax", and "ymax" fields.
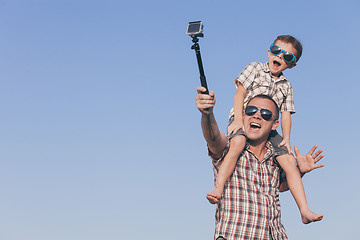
[
  {"xmin": 279, "ymin": 138, "xmax": 292, "ymax": 155},
  {"xmin": 294, "ymin": 145, "xmax": 325, "ymax": 174},
  {"xmin": 196, "ymin": 86, "xmax": 215, "ymax": 115},
  {"xmin": 227, "ymin": 120, "xmax": 244, "ymax": 136}
]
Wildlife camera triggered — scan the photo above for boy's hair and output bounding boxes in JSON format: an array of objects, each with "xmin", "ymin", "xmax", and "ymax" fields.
[
  {"xmin": 247, "ymin": 95, "xmax": 280, "ymax": 120},
  {"xmin": 274, "ymin": 35, "xmax": 303, "ymax": 62}
]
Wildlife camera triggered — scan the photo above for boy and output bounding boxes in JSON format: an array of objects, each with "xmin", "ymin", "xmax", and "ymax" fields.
[{"xmin": 206, "ymin": 35, "xmax": 323, "ymax": 224}]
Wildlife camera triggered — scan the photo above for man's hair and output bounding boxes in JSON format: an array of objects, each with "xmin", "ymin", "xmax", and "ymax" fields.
[
  {"xmin": 274, "ymin": 35, "xmax": 303, "ymax": 62},
  {"xmin": 247, "ymin": 95, "xmax": 279, "ymax": 120}
]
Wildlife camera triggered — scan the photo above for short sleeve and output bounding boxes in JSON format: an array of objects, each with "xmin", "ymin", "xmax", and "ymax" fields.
[
  {"xmin": 208, "ymin": 140, "xmax": 230, "ymax": 169},
  {"xmin": 234, "ymin": 62, "xmax": 261, "ymax": 90},
  {"xmin": 279, "ymin": 82, "xmax": 295, "ymax": 114}
]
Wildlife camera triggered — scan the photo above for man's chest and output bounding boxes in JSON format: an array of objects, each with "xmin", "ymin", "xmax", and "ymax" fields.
[{"xmin": 230, "ymin": 153, "xmax": 280, "ymax": 196}]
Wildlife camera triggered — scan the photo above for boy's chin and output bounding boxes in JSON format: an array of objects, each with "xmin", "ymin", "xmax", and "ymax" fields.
[{"xmin": 270, "ymin": 66, "xmax": 285, "ymax": 75}]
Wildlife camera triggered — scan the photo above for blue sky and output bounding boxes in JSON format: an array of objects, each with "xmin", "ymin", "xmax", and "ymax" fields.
[{"xmin": 0, "ymin": 0, "xmax": 359, "ymax": 239}]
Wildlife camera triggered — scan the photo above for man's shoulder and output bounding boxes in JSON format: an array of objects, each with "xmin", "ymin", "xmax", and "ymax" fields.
[{"xmin": 208, "ymin": 140, "xmax": 230, "ymax": 167}]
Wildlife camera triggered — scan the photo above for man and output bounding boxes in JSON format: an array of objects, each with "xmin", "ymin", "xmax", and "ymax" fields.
[{"xmin": 195, "ymin": 87, "xmax": 324, "ymax": 240}]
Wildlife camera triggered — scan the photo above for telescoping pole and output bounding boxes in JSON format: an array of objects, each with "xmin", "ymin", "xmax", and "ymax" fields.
[{"xmin": 191, "ymin": 37, "xmax": 209, "ymax": 94}]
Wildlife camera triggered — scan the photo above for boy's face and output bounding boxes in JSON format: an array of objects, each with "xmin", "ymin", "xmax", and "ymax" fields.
[{"xmin": 268, "ymin": 40, "xmax": 298, "ymax": 78}]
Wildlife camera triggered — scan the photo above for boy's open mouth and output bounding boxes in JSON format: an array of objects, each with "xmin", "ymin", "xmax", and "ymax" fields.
[{"xmin": 273, "ymin": 60, "xmax": 281, "ymax": 67}]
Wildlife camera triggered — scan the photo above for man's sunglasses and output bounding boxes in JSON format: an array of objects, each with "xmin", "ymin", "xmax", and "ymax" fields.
[
  {"xmin": 269, "ymin": 44, "xmax": 297, "ymax": 63},
  {"xmin": 245, "ymin": 106, "xmax": 274, "ymax": 121}
]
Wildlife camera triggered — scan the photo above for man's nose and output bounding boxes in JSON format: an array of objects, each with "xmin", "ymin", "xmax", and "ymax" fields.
[{"xmin": 253, "ymin": 110, "xmax": 262, "ymax": 119}]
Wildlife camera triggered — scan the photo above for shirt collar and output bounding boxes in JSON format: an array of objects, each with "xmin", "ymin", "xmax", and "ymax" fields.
[
  {"xmin": 246, "ymin": 141, "xmax": 274, "ymax": 163},
  {"xmin": 264, "ymin": 62, "xmax": 288, "ymax": 82},
  {"xmin": 264, "ymin": 141, "xmax": 275, "ymax": 160}
]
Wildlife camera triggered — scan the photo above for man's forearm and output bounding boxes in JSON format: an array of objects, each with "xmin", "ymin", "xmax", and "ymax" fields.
[{"xmin": 201, "ymin": 112, "xmax": 227, "ymax": 159}]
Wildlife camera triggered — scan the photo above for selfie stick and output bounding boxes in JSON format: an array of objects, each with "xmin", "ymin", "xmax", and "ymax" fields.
[
  {"xmin": 188, "ymin": 22, "xmax": 215, "ymax": 140},
  {"xmin": 191, "ymin": 37, "xmax": 209, "ymax": 94}
]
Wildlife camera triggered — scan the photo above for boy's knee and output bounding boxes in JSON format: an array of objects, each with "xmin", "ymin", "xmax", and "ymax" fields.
[{"xmin": 230, "ymin": 135, "xmax": 246, "ymax": 147}]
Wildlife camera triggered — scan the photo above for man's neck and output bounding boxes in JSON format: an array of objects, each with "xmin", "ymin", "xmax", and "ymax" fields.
[{"xmin": 248, "ymin": 140, "xmax": 268, "ymax": 160}]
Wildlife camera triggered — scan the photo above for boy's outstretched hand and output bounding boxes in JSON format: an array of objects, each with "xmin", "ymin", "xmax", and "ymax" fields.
[{"xmin": 294, "ymin": 145, "xmax": 325, "ymax": 174}]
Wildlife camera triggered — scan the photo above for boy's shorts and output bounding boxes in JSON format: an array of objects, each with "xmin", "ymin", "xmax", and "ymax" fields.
[{"xmin": 227, "ymin": 116, "xmax": 288, "ymax": 157}]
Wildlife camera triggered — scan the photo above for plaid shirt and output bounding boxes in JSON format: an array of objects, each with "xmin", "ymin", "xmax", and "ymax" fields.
[
  {"xmin": 210, "ymin": 142, "xmax": 288, "ymax": 240},
  {"xmin": 230, "ymin": 62, "xmax": 295, "ymax": 118}
]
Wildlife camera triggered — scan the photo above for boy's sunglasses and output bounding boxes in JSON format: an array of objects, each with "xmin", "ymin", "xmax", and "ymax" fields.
[
  {"xmin": 269, "ymin": 44, "xmax": 297, "ymax": 63},
  {"xmin": 245, "ymin": 106, "xmax": 273, "ymax": 121}
]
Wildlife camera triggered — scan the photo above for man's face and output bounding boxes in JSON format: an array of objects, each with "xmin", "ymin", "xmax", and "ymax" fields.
[
  {"xmin": 243, "ymin": 97, "xmax": 279, "ymax": 144},
  {"xmin": 268, "ymin": 40, "xmax": 298, "ymax": 77}
]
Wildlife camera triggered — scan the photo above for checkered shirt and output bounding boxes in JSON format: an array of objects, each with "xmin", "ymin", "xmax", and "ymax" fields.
[
  {"xmin": 229, "ymin": 62, "xmax": 295, "ymax": 118},
  {"xmin": 210, "ymin": 141, "xmax": 288, "ymax": 240}
]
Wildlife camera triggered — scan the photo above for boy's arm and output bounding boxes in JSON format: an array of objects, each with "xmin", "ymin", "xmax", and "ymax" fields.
[
  {"xmin": 228, "ymin": 84, "xmax": 246, "ymax": 134},
  {"xmin": 279, "ymin": 111, "xmax": 292, "ymax": 154}
]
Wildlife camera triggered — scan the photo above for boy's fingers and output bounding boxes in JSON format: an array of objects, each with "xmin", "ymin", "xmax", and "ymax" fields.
[
  {"xmin": 315, "ymin": 154, "xmax": 324, "ymax": 163},
  {"xmin": 307, "ymin": 145, "xmax": 318, "ymax": 155},
  {"xmin": 293, "ymin": 146, "xmax": 300, "ymax": 157},
  {"xmin": 313, "ymin": 164, "xmax": 325, "ymax": 169},
  {"xmin": 284, "ymin": 145, "xmax": 291, "ymax": 154},
  {"xmin": 313, "ymin": 149, "xmax": 324, "ymax": 159}
]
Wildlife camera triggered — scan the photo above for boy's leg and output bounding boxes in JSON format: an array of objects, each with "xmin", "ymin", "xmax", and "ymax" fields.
[
  {"xmin": 270, "ymin": 131, "xmax": 323, "ymax": 223},
  {"xmin": 206, "ymin": 133, "xmax": 246, "ymax": 204},
  {"xmin": 276, "ymin": 154, "xmax": 323, "ymax": 224}
]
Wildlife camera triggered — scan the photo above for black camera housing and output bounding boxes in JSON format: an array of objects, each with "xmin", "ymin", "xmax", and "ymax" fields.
[{"xmin": 186, "ymin": 21, "xmax": 203, "ymax": 38}]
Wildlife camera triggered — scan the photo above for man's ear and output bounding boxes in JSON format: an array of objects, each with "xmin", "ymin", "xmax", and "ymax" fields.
[{"xmin": 271, "ymin": 119, "xmax": 280, "ymax": 130}]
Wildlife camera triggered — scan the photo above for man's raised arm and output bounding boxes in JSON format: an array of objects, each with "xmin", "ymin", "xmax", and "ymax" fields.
[{"xmin": 196, "ymin": 87, "xmax": 228, "ymax": 159}]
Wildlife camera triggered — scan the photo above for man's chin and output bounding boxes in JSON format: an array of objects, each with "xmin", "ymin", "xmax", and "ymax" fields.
[
  {"xmin": 246, "ymin": 133, "xmax": 260, "ymax": 141},
  {"xmin": 246, "ymin": 132, "xmax": 269, "ymax": 144},
  {"xmin": 245, "ymin": 128, "xmax": 261, "ymax": 138}
]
